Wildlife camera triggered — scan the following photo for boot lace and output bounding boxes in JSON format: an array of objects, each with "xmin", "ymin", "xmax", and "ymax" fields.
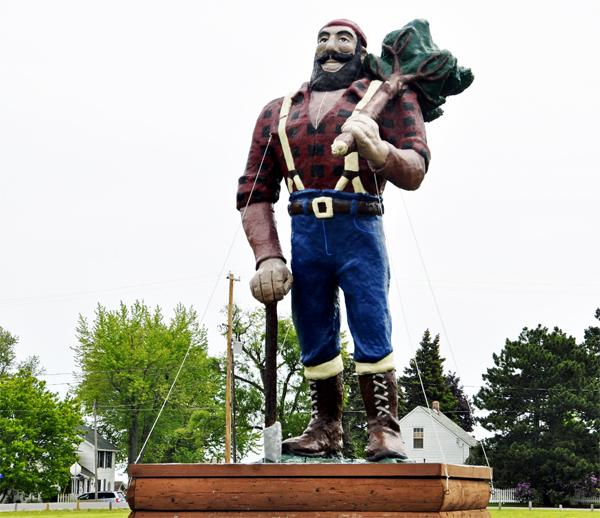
[
  {"xmin": 310, "ymin": 380, "xmax": 319, "ymax": 418},
  {"xmin": 373, "ymin": 373, "xmax": 391, "ymax": 417}
]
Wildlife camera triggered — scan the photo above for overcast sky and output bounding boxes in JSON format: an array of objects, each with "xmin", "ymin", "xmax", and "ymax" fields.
[{"xmin": 1, "ymin": 0, "xmax": 599, "ymax": 448}]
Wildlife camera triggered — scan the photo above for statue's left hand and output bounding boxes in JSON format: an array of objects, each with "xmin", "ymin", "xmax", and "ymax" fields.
[{"xmin": 341, "ymin": 114, "xmax": 389, "ymax": 168}]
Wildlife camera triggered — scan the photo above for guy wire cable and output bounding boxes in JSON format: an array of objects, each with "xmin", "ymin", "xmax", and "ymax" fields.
[
  {"xmin": 373, "ymin": 177, "xmax": 450, "ymax": 493},
  {"xmin": 132, "ymin": 135, "xmax": 273, "ymax": 467},
  {"xmin": 397, "ymin": 189, "xmax": 493, "ymax": 490}
]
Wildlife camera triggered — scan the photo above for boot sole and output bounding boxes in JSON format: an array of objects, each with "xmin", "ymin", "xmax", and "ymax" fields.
[
  {"xmin": 366, "ymin": 450, "xmax": 408, "ymax": 462},
  {"xmin": 282, "ymin": 449, "xmax": 343, "ymax": 459}
]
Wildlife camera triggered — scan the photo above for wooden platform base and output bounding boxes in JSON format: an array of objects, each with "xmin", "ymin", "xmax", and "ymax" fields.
[{"xmin": 127, "ymin": 463, "xmax": 492, "ymax": 518}]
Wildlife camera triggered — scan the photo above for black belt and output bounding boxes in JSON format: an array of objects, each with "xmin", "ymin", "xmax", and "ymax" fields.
[{"xmin": 288, "ymin": 197, "xmax": 382, "ymax": 219}]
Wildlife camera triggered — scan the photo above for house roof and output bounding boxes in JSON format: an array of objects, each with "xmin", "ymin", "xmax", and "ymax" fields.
[
  {"xmin": 78, "ymin": 465, "xmax": 96, "ymax": 478},
  {"xmin": 400, "ymin": 406, "xmax": 478, "ymax": 448},
  {"xmin": 77, "ymin": 425, "xmax": 120, "ymax": 452}
]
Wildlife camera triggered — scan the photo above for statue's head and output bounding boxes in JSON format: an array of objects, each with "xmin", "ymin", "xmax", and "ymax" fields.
[{"xmin": 310, "ymin": 19, "xmax": 368, "ymax": 92}]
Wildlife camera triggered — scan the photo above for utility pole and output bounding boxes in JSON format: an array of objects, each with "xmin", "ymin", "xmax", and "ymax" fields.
[
  {"xmin": 93, "ymin": 400, "xmax": 98, "ymax": 501},
  {"xmin": 232, "ymin": 351, "xmax": 237, "ymax": 463},
  {"xmin": 225, "ymin": 272, "xmax": 239, "ymax": 463}
]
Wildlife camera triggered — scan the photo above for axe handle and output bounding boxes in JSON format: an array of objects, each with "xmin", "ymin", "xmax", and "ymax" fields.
[
  {"xmin": 264, "ymin": 302, "xmax": 278, "ymax": 428},
  {"xmin": 332, "ymin": 80, "xmax": 403, "ymax": 157}
]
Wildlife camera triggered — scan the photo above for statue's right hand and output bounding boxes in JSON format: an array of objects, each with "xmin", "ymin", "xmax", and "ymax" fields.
[{"xmin": 250, "ymin": 258, "xmax": 293, "ymax": 305}]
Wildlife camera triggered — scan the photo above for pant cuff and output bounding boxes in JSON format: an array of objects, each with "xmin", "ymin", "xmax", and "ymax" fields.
[
  {"xmin": 355, "ymin": 353, "xmax": 395, "ymax": 375},
  {"xmin": 304, "ymin": 354, "xmax": 344, "ymax": 380}
]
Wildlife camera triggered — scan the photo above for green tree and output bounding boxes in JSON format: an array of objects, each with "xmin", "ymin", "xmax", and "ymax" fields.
[
  {"xmin": 233, "ymin": 305, "xmax": 311, "ymax": 444},
  {"xmin": 15, "ymin": 355, "xmax": 46, "ymax": 377},
  {"xmin": 583, "ymin": 308, "xmax": 600, "ymax": 357},
  {"xmin": 471, "ymin": 317, "xmax": 600, "ymax": 505},
  {"xmin": 0, "ymin": 327, "xmax": 18, "ymax": 377},
  {"xmin": 445, "ymin": 371, "xmax": 475, "ymax": 432},
  {"xmin": 400, "ymin": 329, "xmax": 459, "ymax": 421},
  {"xmin": 0, "ymin": 371, "xmax": 83, "ymax": 503},
  {"xmin": 73, "ymin": 300, "xmax": 221, "ymax": 465},
  {"xmin": 0, "ymin": 327, "xmax": 46, "ymax": 378},
  {"xmin": 205, "ymin": 305, "xmax": 311, "ymax": 459}
]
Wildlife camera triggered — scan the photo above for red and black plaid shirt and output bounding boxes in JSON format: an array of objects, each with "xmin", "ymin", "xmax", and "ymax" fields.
[{"xmin": 236, "ymin": 78, "xmax": 430, "ymax": 211}]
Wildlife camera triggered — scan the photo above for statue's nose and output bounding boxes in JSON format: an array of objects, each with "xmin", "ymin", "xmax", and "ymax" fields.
[{"xmin": 325, "ymin": 38, "xmax": 337, "ymax": 54}]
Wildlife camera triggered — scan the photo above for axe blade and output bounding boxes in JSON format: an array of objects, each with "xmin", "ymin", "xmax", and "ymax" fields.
[{"xmin": 264, "ymin": 421, "xmax": 282, "ymax": 463}]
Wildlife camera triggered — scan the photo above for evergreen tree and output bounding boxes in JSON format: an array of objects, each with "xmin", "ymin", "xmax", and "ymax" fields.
[
  {"xmin": 583, "ymin": 308, "xmax": 600, "ymax": 356},
  {"xmin": 445, "ymin": 371, "xmax": 475, "ymax": 432},
  {"xmin": 400, "ymin": 329, "xmax": 458, "ymax": 421},
  {"xmin": 471, "ymin": 315, "xmax": 600, "ymax": 506}
]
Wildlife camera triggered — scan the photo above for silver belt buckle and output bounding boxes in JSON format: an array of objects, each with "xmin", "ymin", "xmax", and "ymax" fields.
[{"xmin": 312, "ymin": 197, "xmax": 334, "ymax": 219}]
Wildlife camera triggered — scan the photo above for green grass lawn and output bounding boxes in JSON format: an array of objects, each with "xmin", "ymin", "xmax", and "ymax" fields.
[{"xmin": 490, "ymin": 510, "xmax": 597, "ymax": 518}]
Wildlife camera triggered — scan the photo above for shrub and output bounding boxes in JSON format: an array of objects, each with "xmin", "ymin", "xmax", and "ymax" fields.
[{"xmin": 514, "ymin": 482, "xmax": 540, "ymax": 504}]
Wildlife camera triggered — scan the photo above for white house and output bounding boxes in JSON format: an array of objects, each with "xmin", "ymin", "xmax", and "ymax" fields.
[
  {"xmin": 72, "ymin": 425, "xmax": 120, "ymax": 494},
  {"xmin": 399, "ymin": 403, "xmax": 478, "ymax": 464}
]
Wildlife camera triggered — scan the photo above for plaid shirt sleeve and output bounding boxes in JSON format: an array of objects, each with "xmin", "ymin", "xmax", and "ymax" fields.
[
  {"xmin": 236, "ymin": 98, "xmax": 285, "ymax": 211},
  {"xmin": 378, "ymin": 86, "xmax": 431, "ymax": 171}
]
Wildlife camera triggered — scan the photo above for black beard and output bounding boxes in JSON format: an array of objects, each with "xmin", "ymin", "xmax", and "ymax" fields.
[{"xmin": 309, "ymin": 42, "xmax": 366, "ymax": 92}]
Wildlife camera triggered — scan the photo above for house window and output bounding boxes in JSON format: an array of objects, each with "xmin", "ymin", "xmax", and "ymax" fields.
[
  {"xmin": 106, "ymin": 451, "xmax": 112, "ymax": 468},
  {"xmin": 413, "ymin": 427, "xmax": 424, "ymax": 449},
  {"xmin": 98, "ymin": 451, "xmax": 105, "ymax": 468}
]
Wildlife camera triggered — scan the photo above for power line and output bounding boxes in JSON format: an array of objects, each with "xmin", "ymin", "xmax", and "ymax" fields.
[
  {"xmin": 3, "ymin": 275, "xmax": 598, "ymax": 309},
  {"xmin": 40, "ymin": 365, "xmax": 209, "ymax": 378},
  {"xmin": 16, "ymin": 369, "xmax": 600, "ymax": 393},
  {"xmin": 0, "ymin": 273, "xmax": 223, "ymax": 307}
]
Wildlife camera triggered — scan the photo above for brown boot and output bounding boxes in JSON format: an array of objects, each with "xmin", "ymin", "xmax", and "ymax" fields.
[
  {"xmin": 281, "ymin": 373, "xmax": 343, "ymax": 458},
  {"xmin": 359, "ymin": 370, "xmax": 407, "ymax": 462}
]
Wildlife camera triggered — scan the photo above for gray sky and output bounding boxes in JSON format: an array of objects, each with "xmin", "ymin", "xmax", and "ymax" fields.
[{"xmin": 1, "ymin": 0, "xmax": 599, "ymax": 442}]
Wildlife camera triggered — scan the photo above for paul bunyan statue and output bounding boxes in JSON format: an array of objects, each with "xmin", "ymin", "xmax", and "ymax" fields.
[{"xmin": 237, "ymin": 18, "xmax": 473, "ymax": 461}]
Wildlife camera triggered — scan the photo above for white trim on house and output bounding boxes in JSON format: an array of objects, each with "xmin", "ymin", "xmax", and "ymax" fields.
[
  {"xmin": 73, "ymin": 426, "xmax": 120, "ymax": 495},
  {"xmin": 399, "ymin": 406, "xmax": 478, "ymax": 464}
]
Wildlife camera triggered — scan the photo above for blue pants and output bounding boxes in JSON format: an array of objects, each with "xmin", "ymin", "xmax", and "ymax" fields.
[{"xmin": 290, "ymin": 189, "xmax": 393, "ymax": 367}]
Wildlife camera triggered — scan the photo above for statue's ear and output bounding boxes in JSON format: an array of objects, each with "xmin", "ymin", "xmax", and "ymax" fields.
[{"xmin": 360, "ymin": 47, "xmax": 367, "ymax": 62}]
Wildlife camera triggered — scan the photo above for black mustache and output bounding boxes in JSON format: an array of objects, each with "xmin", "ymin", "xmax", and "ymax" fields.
[{"xmin": 316, "ymin": 52, "xmax": 354, "ymax": 65}]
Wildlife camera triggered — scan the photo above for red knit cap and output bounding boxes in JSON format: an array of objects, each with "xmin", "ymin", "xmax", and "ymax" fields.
[{"xmin": 319, "ymin": 19, "xmax": 367, "ymax": 48}]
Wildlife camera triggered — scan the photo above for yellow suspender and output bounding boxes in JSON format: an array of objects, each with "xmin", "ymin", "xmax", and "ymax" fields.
[
  {"xmin": 334, "ymin": 80, "xmax": 383, "ymax": 193},
  {"xmin": 279, "ymin": 80, "xmax": 383, "ymax": 194},
  {"xmin": 278, "ymin": 92, "xmax": 305, "ymax": 193}
]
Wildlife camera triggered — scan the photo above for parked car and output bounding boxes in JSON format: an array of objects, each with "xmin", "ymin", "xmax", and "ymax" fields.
[{"xmin": 77, "ymin": 491, "xmax": 127, "ymax": 502}]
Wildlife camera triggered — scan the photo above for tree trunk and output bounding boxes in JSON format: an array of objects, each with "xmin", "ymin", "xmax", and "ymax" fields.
[{"xmin": 129, "ymin": 412, "xmax": 139, "ymax": 465}]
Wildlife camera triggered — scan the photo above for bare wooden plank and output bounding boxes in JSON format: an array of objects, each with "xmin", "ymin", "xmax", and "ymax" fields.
[
  {"xmin": 127, "ymin": 479, "xmax": 136, "ymax": 509},
  {"xmin": 130, "ymin": 477, "xmax": 489, "ymax": 513},
  {"xmin": 128, "ymin": 464, "xmax": 492, "ymax": 481},
  {"xmin": 440, "ymin": 481, "xmax": 491, "ymax": 512},
  {"xmin": 129, "ymin": 509, "xmax": 491, "ymax": 518},
  {"xmin": 438, "ymin": 466, "xmax": 492, "ymax": 482}
]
